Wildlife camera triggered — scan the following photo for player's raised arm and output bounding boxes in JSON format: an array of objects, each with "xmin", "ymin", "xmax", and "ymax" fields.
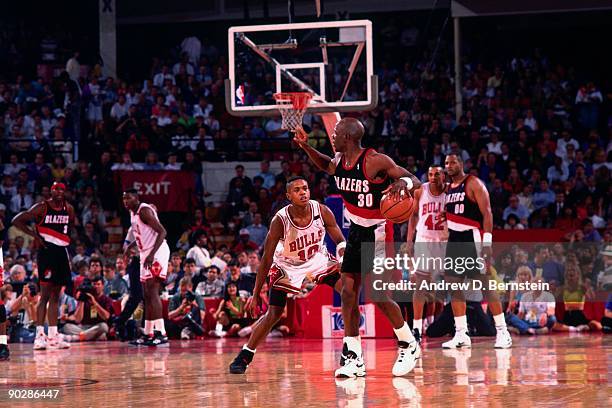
[
  {"xmin": 138, "ymin": 206, "xmax": 167, "ymax": 269},
  {"xmin": 320, "ymin": 204, "xmax": 346, "ymax": 260},
  {"xmin": 294, "ymin": 127, "xmax": 339, "ymax": 174},
  {"xmin": 248, "ymin": 215, "xmax": 284, "ymax": 316},
  {"xmin": 11, "ymin": 202, "xmax": 47, "ymax": 248}
]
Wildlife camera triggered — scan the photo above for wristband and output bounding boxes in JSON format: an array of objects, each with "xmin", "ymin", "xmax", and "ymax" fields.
[
  {"xmin": 483, "ymin": 232, "xmax": 493, "ymax": 246},
  {"xmin": 400, "ymin": 177, "xmax": 414, "ymax": 190},
  {"xmin": 336, "ymin": 242, "xmax": 346, "ymax": 262}
]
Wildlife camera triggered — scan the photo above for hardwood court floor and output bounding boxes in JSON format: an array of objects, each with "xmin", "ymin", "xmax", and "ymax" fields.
[{"xmin": 1, "ymin": 335, "xmax": 610, "ymax": 407}]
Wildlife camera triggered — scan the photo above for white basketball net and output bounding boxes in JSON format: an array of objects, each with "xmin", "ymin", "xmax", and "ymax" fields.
[{"xmin": 274, "ymin": 92, "xmax": 312, "ymax": 131}]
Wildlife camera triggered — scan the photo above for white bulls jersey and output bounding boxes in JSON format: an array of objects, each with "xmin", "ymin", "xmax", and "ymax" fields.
[
  {"xmin": 270, "ymin": 200, "xmax": 339, "ymax": 294},
  {"xmin": 415, "ymin": 182, "xmax": 448, "ymax": 242},
  {"xmin": 130, "ymin": 203, "xmax": 166, "ymax": 254},
  {"xmin": 274, "ymin": 200, "xmax": 328, "ymax": 266}
]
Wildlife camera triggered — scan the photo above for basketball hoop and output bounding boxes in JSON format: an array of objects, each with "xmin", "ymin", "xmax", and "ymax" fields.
[{"xmin": 273, "ymin": 92, "xmax": 313, "ymax": 131}]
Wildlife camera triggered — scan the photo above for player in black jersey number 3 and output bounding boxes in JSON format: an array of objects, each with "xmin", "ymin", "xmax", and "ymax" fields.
[
  {"xmin": 296, "ymin": 118, "xmax": 422, "ymax": 378},
  {"xmin": 12, "ymin": 182, "xmax": 75, "ymax": 351}
]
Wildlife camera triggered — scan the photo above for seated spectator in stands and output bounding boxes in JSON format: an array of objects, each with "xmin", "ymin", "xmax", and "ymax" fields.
[
  {"xmin": 504, "ymin": 214, "xmax": 525, "ymax": 230},
  {"xmin": 58, "ymin": 286, "xmax": 78, "ymax": 326},
  {"xmin": 532, "ymin": 180, "xmax": 556, "ymax": 211},
  {"xmin": 164, "ymin": 152, "xmax": 182, "ymax": 170},
  {"xmin": 88, "ymin": 258, "xmax": 103, "ymax": 280},
  {"xmin": 71, "ymin": 243, "xmax": 90, "ymax": 266},
  {"xmin": 256, "ymin": 160, "xmax": 276, "ymax": 190},
  {"xmin": 7, "ymin": 265, "xmax": 28, "ymax": 295},
  {"xmin": 195, "ymin": 266, "xmax": 224, "ymax": 297},
  {"xmin": 103, "ymin": 263, "xmax": 128, "ymax": 300},
  {"xmin": 508, "ymin": 273, "xmax": 556, "ymax": 335},
  {"xmin": 246, "ymin": 213, "xmax": 267, "ymax": 248},
  {"xmin": 62, "ymin": 277, "xmax": 114, "ymax": 342},
  {"xmin": 240, "ymin": 251, "xmax": 260, "ymax": 277},
  {"xmin": 554, "ymin": 263, "xmax": 601, "ymax": 332},
  {"xmin": 141, "ymin": 151, "xmax": 163, "ymax": 170},
  {"xmin": 581, "ymin": 219, "xmax": 602, "ymax": 242},
  {"xmin": 186, "ymin": 231, "xmax": 212, "ymax": 269},
  {"xmin": 10, "ymin": 184, "xmax": 33, "ymax": 214},
  {"xmin": 548, "ymin": 192, "xmax": 567, "ymax": 221},
  {"xmin": 502, "ymin": 195, "xmax": 529, "ymax": 226},
  {"xmin": 167, "ymin": 277, "xmax": 205, "ymax": 340},
  {"xmin": 232, "ymin": 229, "xmax": 259, "ymax": 253},
  {"xmin": 547, "ymin": 157, "xmax": 569, "ymax": 184},
  {"xmin": 211, "ymin": 282, "xmax": 247, "ymax": 337},
  {"xmin": 111, "ymin": 152, "xmax": 143, "ymax": 171},
  {"xmin": 529, "ymin": 207, "xmax": 554, "ymax": 228},
  {"xmin": 224, "ymin": 260, "xmax": 254, "ymax": 297},
  {"xmin": 81, "ymin": 202, "xmax": 105, "ymax": 228},
  {"xmin": 6, "ymin": 282, "xmax": 39, "ymax": 343},
  {"xmin": 555, "ymin": 206, "xmax": 580, "ymax": 232},
  {"xmin": 165, "ymin": 253, "xmax": 184, "ymax": 293},
  {"xmin": 528, "ymin": 245, "xmax": 564, "ymax": 285},
  {"xmin": 81, "ymin": 222, "xmax": 103, "ymax": 253}
]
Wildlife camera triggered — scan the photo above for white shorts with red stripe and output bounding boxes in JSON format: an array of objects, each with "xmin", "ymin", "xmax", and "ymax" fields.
[
  {"xmin": 139, "ymin": 241, "xmax": 170, "ymax": 282},
  {"xmin": 269, "ymin": 251, "xmax": 339, "ymax": 294}
]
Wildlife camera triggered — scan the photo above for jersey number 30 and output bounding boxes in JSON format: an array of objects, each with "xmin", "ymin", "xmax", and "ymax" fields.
[{"xmin": 357, "ymin": 193, "xmax": 373, "ymax": 207}]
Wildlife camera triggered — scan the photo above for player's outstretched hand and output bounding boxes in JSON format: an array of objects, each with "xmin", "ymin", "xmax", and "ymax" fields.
[
  {"xmin": 383, "ymin": 180, "xmax": 411, "ymax": 202},
  {"xmin": 245, "ymin": 295, "xmax": 259, "ymax": 317},
  {"xmin": 293, "ymin": 127, "xmax": 308, "ymax": 149}
]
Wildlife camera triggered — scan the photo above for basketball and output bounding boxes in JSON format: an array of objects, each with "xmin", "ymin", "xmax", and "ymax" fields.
[{"xmin": 380, "ymin": 191, "xmax": 417, "ymax": 223}]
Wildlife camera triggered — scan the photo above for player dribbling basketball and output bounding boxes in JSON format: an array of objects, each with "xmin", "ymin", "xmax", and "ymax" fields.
[
  {"xmin": 229, "ymin": 176, "xmax": 346, "ymax": 374},
  {"xmin": 295, "ymin": 117, "xmax": 422, "ymax": 378}
]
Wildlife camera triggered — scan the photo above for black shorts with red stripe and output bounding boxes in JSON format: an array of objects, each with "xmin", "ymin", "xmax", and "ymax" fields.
[
  {"xmin": 444, "ymin": 229, "xmax": 480, "ymax": 278},
  {"xmin": 38, "ymin": 243, "xmax": 72, "ymax": 286},
  {"xmin": 269, "ymin": 273, "xmax": 339, "ymax": 308}
]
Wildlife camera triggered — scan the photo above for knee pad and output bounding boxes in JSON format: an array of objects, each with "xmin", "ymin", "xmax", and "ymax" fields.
[{"xmin": 0, "ymin": 304, "xmax": 6, "ymax": 323}]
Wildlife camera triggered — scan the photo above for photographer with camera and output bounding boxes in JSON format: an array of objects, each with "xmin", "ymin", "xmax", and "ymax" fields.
[
  {"xmin": 167, "ymin": 277, "xmax": 206, "ymax": 340},
  {"xmin": 6, "ymin": 282, "xmax": 39, "ymax": 343},
  {"xmin": 61, "ymin": 276, "xmax": 114, "ymax": 342}
]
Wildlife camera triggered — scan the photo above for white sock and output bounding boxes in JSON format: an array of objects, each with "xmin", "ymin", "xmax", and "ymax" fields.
[
  {"xmin": 48, "ymin": 326, "xmax": 58, "ymax": 338},
  {"xmin": 344, "ymin": 336, "xmax": 362, "ymax": 356},
  {"xmin": 493, "ymin": 313, "xmax": 506, "ymax": 329},
  {"xmin": 215, "ymin": 323, "xmax": 224, "ymax": 332},
  {"xmin": 413, "ymin": 319, "xmax": 423, "ymax": 332},
  {"xmin": 243, "ymin": 344, "xmax": 256, "ymax": 353},
  {"xmin": 454, "ymin": 315, "xmax": 468, "ymax": 332},
  {"xmin": 144, "ymin": 320, "xmax": 154, "ymax": 336},
  {"xmin": 394, "ymin": 322, "xmax": 415, "ymax": 343},
  {"xmin": 153, "ymin": 319, "xmax": 166, "ymax": 336},
  {"xmin": 0, "ymin": 335, "xmax": 7, "ymax": 345},
  {"xmin": 36, "ymin": 326, "xmax": 45, "ymax": 337},
  {"xmin": 569, "ymin": 326, "xmax": 577, "ymax": 332}
]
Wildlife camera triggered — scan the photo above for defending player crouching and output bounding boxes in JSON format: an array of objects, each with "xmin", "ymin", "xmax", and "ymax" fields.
[{"xmin": 229, "ymin": 176, "xmax": 346, "ymax": 374}]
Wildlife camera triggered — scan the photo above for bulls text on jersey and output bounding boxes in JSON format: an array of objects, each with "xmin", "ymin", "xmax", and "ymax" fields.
[{"xmin": 288, "ymin": 230, "xmax": 324, "ymax": 253}]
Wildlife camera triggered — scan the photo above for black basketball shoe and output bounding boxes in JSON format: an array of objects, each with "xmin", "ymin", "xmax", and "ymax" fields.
[
  {"xmin": 229, "ymin": 348, "xmax": 255, "ymax": 374},
  {"xmin": 0, "ymin": 344, "xmax": 9, "ymax": 361}
]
